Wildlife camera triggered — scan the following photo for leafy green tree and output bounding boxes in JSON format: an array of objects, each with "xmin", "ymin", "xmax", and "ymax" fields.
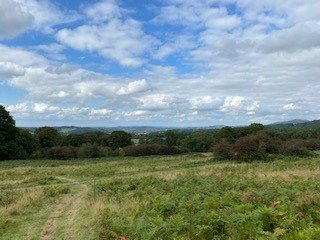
[
  {"xmin": 62, "ymin": 134, "xmax": 86, "ymax": 147},
  {"xmin": 182, "ymin": 133, "xmax": 215, "ymax": 152},
  {"xmin": 0, "ymin": 105, "xmax": 17, "ymax": 142},
  {"xmin": 247, "ymin": 123, "xmax": 265, "ymax": 134},
  {"xmin": 165, "ymin": 130, "xmax": 178, "ymax": 147},
  {"xmin": 217, "ymin": 127, "xmax": 237, "ymax": 143},
  {"xmin": 108, "ymin": 131, "xmax": 132, "ymax": 150},
  {"xmin": 0, "ymin": 105, "xmax": 19, "ymax": 160},
  {"xmin": 34, "ymin": 127, "xmax": 60, "ymax": 148},
  {"xmin": 16, "ymin": 128, "xmax": 36, "ymax": 155}
]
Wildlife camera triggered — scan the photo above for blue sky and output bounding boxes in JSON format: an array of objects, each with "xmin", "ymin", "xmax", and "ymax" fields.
[{"xmin": 1, "ymin": 0, "xmax": 320, "ymax": 127}]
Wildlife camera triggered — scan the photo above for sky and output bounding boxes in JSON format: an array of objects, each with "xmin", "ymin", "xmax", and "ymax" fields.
[{"xmin": 1, "ymin": 0, "xmax": 320, "ymax": 127}]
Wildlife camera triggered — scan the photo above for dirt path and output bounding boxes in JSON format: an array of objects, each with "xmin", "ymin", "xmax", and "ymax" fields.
[
  {"xmin": 64, "ymin": 183, "xmax": 88, "ymax": 239},
  {"xmin": 40, "ymin": 177, "xmax": 88, "ymax": 240},
  {"xmin": 40, "ymin": 195, "xmax": 70, "ymax": 240}
]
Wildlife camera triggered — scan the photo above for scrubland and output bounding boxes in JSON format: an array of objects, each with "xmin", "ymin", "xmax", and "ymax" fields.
[{"xmin": 1, "ymin": 153, "xmax": 320, "ymax": 239}]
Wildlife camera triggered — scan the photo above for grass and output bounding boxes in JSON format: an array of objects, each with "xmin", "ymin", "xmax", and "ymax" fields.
[{"xmin": 0, "ymin": 153, "xmax": 320, "ymax": 239}]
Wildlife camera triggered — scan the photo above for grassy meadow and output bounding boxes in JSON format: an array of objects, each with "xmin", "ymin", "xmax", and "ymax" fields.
[{"xmin": 1, "ymin": 153, "xmax": 320, "ymax": 239}]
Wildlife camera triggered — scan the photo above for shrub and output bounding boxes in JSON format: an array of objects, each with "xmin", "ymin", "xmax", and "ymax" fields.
[
  {"xmin": 34, "ymin": 127, "xmax": 61, "ymax": 148},
  {"xmin": 254, "ymin": 132, "xmax": 282, "ymax": 154},
  {"xmin": 31, "ymin": 150, "xmax": 44, "ymax": 159},
  {"xmin": 118, "ymin": 148, "xmax": 126, "ymax": 157},
  {"xmin": 46, "ymin": 146, "xmax": 77, "ymax": 159},
  {"xmin": 108, "ymin": 131, "xmax": 132, "ymax": 150},
  {"xmin": 77, "ymin": 143, "xmax": 110, "ymax": 158},
  {"xmin": 301, "ymin": 139, "xmax": 320, "ymax": 151},
  {"xmin": 213, "ymin": 135, "xmax": 267, "ymax": 161},
  {"xmin": 231, "ymin": 135, "xmax": 267, "ymax": 161},
  {"xmin": 174, "ymin": 146, "xmax": 189, "ymax": 154},
  {"xmin": 182, "ymin": 133, "xmax": 215, "ymax": 152},
  {"xmin": 122, "ymin": 144, "xmax": 181, "ymax": 156},
  {"xmin": 212, "ymin": 141, "xmax": 233, "ymax": 159},
  {"xmin": 280, "ymin": 140, "xmax": 312, "ymax": 157}
]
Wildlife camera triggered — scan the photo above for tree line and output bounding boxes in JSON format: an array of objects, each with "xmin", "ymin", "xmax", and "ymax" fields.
[{"xmin": 1, "ymin": 105, "xmax": 320, "ymax": 161}]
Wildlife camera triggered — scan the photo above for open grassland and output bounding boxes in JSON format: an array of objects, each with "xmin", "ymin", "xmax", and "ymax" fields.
[{"xmin": 1, "ymin": 153, "xmax": 320, "ymax": 239}]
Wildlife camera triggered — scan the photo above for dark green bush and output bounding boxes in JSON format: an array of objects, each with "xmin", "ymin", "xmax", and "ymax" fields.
[
  {"xmin": 300, "ymin": 139, "xmax": 320, "ymax": 151},
  {"xmin": 213, "ymin": 135, "xmax": 267, "ymax": 161},
  {"xmin": 212, "ymin": 141, "xmax": 233, "ymax": 159},
  {"xmin": 280, "ymin": 140, "xmax": 312, "ymax": 157},
  {"xmin": 122, "ymin": 144, "xmax": 184, "ymax": 156},
  {"xmin": 230, "ymin": 135, "xmax": 267, "ymax": 161},
  {"xmin": 46, "ymin": 146, "xmax": 77, "ymax": 159},
  {"xmin": 77, "ymin": 143, "xmax": 110, "ymax": 158},
  {"xmin": 213, "ymin": 135, "xmax": 268, "ymax": 161}
]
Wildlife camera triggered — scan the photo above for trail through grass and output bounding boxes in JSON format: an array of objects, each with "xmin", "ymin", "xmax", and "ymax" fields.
[{"xmin": 1, "ymin": 153, "xmax": 320, "ymax": 239}]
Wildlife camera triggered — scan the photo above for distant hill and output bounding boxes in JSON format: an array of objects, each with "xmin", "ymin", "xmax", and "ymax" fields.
[
  {"xmin": 271, "ymin": 119, "xmax": 309, "ymax": 125},
  {"xmin": 23, "ymin": 125, "xmax": 225, "ymax": 135},
  {"xmin": 267, "ymin": 119, "xmax": 320, "ymax": 131},
  {"xmin": 23, "ymin": 120, "xmax": 320, "ymax": 135}
]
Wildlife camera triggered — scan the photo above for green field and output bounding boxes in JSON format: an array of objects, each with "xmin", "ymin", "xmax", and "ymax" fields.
[{"xmin": 1, "ymin": 153, "xmax": 320, "ymax": 239}]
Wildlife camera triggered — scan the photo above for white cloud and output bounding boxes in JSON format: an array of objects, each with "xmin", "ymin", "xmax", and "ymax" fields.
[
  {"xmin": 138, "ymin": 94, "xmax": 176, "ymax": 111},
  {"xmin": 0, "ymin": 62, "xmax": 25, "ymax": 78},
  {"xmin": 283, "ymin": 103, "xmax": 297, "ymax": 111},
  {"xmin": 124, "ymin": 110, "xmax": 150, "ymax": 117},
  {"xmin": 56, "ymin": 19, "xmax": 156, "ymax": 67},
  {"xmin": 7, "ymin": 103, "xmax": 29, "ymax": 113},
  {"xmin": 0, "ymin": 44, "xmax": 47, "ymax": 67},
  {"xmin": 56, "ymin": 0, "xmax": 157, "ymax": 67},
  {"xmin": 49, "ymin": 91, "xmax": 69, "ymax": 99},
  {"xmin": 0, "ymin": 0, "xmax": 77, "ymax": 39},
  {"xmin": 2, "ymin": 1, "xmax": 320, "ymax": 126},
  {"xmin": 221, "ymin": 96, "xmax": 259, "ymax": 115},
  {"xmin": 221, "ymin": 96, "xmax": 245, "ymax": 112},
  {"xmin": 89, "ymin": 108, "xmax": 112, "ymax": 116},
  {"xmin": 117, "ymin": 79, "xmax": 150, "ymax": 95},
  {"xmin": 84, "ymin": 0, "xmax": 122, "ymax": 23},
  {"xmin": 190, "ymin": 96, "xmax": 222, "ymax": 110},
  {"xmin": 0, "ymin": 0, "xmax": 34, "ymax": 39},
  {"xmin": 34, "ymin": 103, "xmax": 59, "ymax": 113},
  {"xmin": 259, "ymin": 23, "xmax": 320, "ymax": 53}
]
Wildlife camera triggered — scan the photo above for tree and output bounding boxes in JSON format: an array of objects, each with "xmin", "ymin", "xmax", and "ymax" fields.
[
  {"xmin": 0, "ymin": 105, "xmax": 19, "ymax": 160},
  {"xmin": 16, "ymin": 128, "xmax": 36, "ymax": 155},
  {"xmin": 0, "ymin": 105, "xmax": 17, "ymax": 142},
  {"xmin": 182, "ymin": 133, "xmax": 215, "ymax": 152},
  {"xmin": 61, "ymin": 134, "xmax": 86, "ymax": 147},
  {"xmin": 34, "ymin": 127, "xmax": 60, "ymax": 148},
  {"xmin": 247, "ymin": 123, "xmax": 265, "ymax": 134},
  {"xmin": 108, "ymin": 131, "xmax": 132, "ymax": 150},
  {"xmin": 217, "ymin": 127, "xmax": 237, "ymax": 143},
  {"xmin": 165, "ymin": 130, "xmax": 178, "ymax": 147}
]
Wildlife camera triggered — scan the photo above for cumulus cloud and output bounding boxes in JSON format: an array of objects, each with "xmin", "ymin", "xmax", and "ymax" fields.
[
  {"xmin": 0, "ymin": 62, "xmax": 25, "ymax": 78},
  {"xmin": 138, "ymin": 94, "xmax": 176, "ymax": 111},
  {"xmin": 117, "ymin": 79, "xmax": 150, "ymax": 95},
  {"xmin": 283, "ymin": 103, "xmax": 297, "ymax": 111},
  {"xmin": 84, "ymin": 0, "xmax": 122, "ymax": 23},
  {"xmin": 0, "ymin": 44, "xmax": 47, "ymax": 67},
  {"xmin": 124, "ymin": 110, "xmax": 150, "ymax": 117},
  {"xmin": 7, "ymin": 103, "xmax": 29, "ymax": 113},
  {"xmin": 6, "ymin": 102, "xmax": 113, "ymax": 120},
  {"xmin": 0, "ymin": 0, "xmax": 34, "ymax": 39},
  {"xmin": 89, "ymin": 108, "xmax": 112, "ymax": 116},
  {"xmin": 190, "ymin": 96, "xmax": 222, "ymax": 110},
  {"xmin": 221, "ymin": 96, "xmax": 259, "ymax": 115},
  {"xmin": 56, "ymin": 1, "xmax": 157, "ymax": 67},
  {"xmin": 2, "ymin": 1, "xmax": 320, "ymax": 126},
  {"xmin": 56, "ymin": 19, "xmax": 156, "ymax": 67},
  {"xmin": 0, "ymin": 0, "xmax": 77, "ymax": 39},
  {"xmin": 34, "ymin": 103, "xmax": 59, "ymax": 113}
]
